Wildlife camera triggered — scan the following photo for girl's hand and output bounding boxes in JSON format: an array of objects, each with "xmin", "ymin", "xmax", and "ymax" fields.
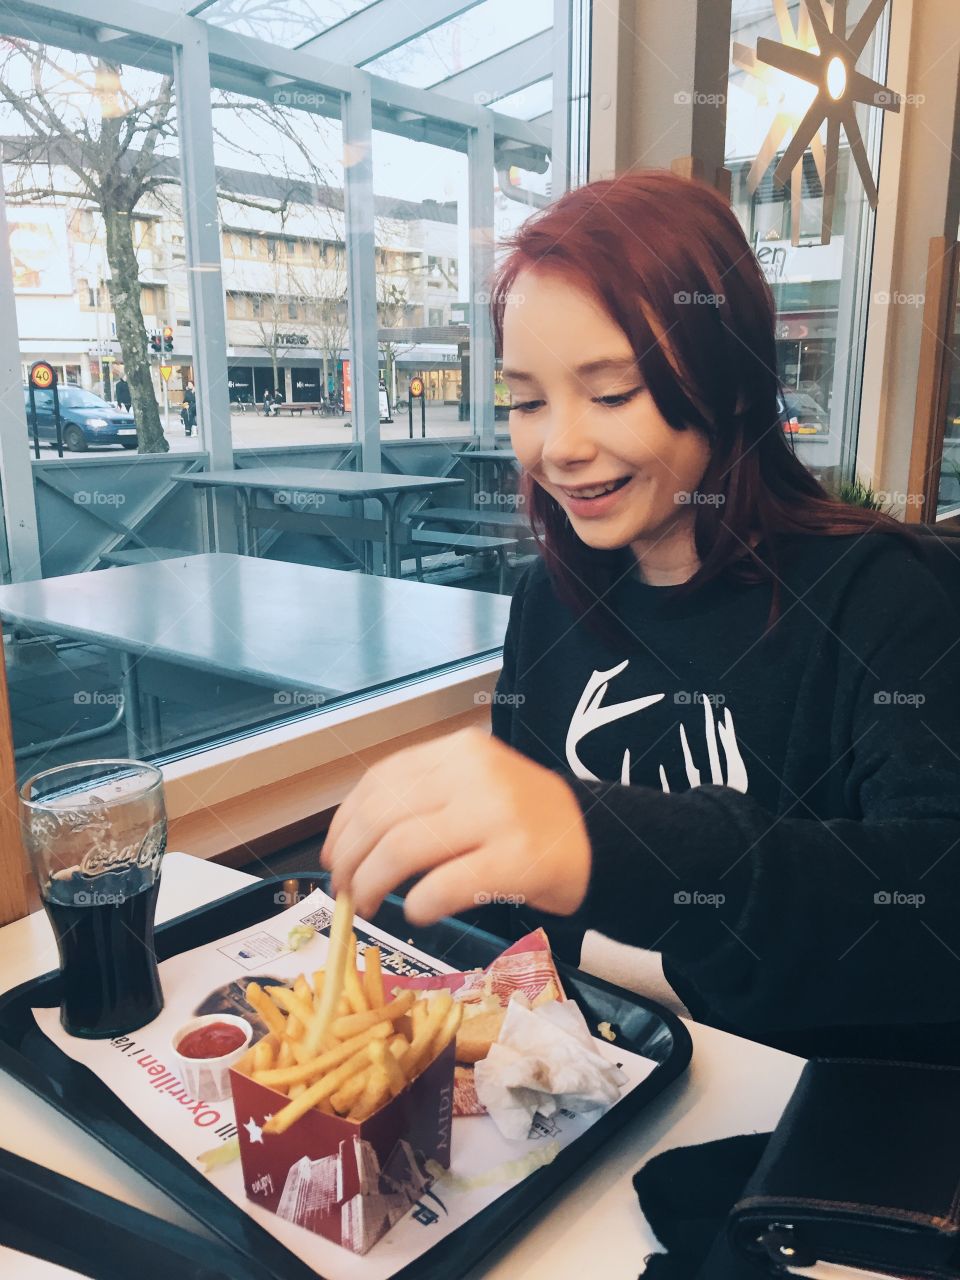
[{"xmin": 320, "ymin": 726, "xmax": 592, "ymax": 926}]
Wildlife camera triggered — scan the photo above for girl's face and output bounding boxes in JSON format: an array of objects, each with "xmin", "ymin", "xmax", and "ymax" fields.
[{"xmin": 502, "ymin": 269, "xmax": 711, "ymax": 557}]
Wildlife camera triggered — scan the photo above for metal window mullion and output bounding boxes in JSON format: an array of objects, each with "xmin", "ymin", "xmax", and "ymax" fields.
[
  {"xmin": 342, "ymin": 74, "xmax": 381, "ymax": 477},
  {"xmin": 342, "ymin": 72, "xmax": 386, "ymax": 573},
  {"xmin": 552, "ymin": 0, "xmax": 574, "ymax": 197},
  {"xmin": 0, "ymin": 162, "xmax": 42, "ymax": 582},
  {"xmin": 834, "ymin": 9, "xmax": 892, "ymax": 484},
  {"xmin": 172, "ymin": 20, "xmax": 238, "ymax": 552},
  {"xmin": 469, "ymin": 117, "xmax": 496, "ymax": 448}
]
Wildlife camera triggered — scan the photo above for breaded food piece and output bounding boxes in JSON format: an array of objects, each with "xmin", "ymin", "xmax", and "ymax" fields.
[{"xmin": 455, "ymin": 1008, "xmax": 506, "ymax": 1064}]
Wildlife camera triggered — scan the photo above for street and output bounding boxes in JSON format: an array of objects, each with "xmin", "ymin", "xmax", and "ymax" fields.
[{"xmin": 32, "ymin": 403, "xmax": 485, "ymax": 457}]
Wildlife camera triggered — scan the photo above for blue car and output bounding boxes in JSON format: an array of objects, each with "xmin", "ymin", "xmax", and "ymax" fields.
[{"xmin": 23, "ymin": 385, "xmax": 139, "ymax": 451}]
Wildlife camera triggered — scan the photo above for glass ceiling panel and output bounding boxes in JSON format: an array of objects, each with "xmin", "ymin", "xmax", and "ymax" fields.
[
  {"xmin": 196, "ymin": 0, "xmax": 377, "ymax": 48},
  {"xmin": 363, "ymin": 0, "xmax": 552, "ymax": 89},
  {"xmin": 488, "ymin": 77, "xmax": 552, "ymax": 121}
]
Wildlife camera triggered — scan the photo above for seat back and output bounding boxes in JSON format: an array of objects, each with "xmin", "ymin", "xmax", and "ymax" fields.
[{"xmin": 912, "ymin": 523, "xmax": 960, "ymax": 603}]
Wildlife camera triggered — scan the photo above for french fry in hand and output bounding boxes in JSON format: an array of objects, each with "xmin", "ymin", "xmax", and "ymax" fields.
[
  {"xmin": 363, "ymin": 946, "xmax": 385, "ymax": 1007},
  {"xmin": 301, "ymin": 890, "xmax": 354, "ymax": 1057}
]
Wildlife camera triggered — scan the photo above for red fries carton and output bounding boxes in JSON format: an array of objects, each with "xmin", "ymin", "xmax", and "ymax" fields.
[{"xmin": 231, "ymin": 1038, "xmax": 455, "ymax": 1255}]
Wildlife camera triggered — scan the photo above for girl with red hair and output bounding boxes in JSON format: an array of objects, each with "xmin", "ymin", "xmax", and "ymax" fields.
[{"xmin": 323, "ymin": 171, "xmax": 960, "ymax": 1062}]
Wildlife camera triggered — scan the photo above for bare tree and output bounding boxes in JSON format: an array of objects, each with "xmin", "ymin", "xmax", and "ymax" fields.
[
  {"xmin": 295, "ymin": 239, "xmax": 348, "ymax": 400},
  {"xmin": 0, "ymin": 40, "xmax": 176, "ymax": 452}
]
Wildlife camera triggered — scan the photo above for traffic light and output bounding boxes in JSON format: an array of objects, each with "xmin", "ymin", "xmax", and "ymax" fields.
[
  {"xmin": 149, "ymin": 332, "xmax": 162, "ymax": 354},
  {"xmin": 163, "ymin": 325, "xmax": 174, "ymax": 354}
]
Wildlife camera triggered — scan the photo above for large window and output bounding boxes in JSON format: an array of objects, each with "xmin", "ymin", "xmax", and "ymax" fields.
[
  {"xmin": 726, "ymin": 0, "xmax": 890, "ymax": 489},
  {"xmin": 0, "ymin": 4, "xmax": 567, "ymax": 783}
]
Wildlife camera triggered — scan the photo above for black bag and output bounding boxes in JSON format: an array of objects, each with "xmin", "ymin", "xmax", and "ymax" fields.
[{"xmin": 727, "ymin": 1058, "xmax": 960, "ymax": 1278}]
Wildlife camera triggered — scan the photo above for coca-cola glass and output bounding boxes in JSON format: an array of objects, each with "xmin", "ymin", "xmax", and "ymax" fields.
[{"xmin": 20, "ymin": 759, "xmax": 167, "ymax": 1038}]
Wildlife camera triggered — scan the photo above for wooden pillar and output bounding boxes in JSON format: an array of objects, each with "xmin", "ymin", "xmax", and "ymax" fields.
[
  {"xmin": 906, "ymin": 237, "xmax": 959, "ymax": 521},
  {"xmin": 0, "ymin": 622, "xmax": 27, "ymax": 925}
]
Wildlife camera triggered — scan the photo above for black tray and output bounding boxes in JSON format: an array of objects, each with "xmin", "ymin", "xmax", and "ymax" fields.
[
  {"xmin": 0, "ymin": 873, "xmax": 692, "ymax": 1280},
  {"xmin": 0, "ymin": 1144, "xmax": 278, "ymax": 1280}
]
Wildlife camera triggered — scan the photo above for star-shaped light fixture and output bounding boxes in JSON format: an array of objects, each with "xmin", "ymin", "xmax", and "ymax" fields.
[
  {"xmin": 733, "ymin": 0, "xmax": 827, "ymax": 247},
  {"xmin": 739, "ymin": 0, "xmax": 900, "ymax": 245}
]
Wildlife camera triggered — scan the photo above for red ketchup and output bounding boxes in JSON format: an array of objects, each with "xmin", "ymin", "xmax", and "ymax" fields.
[{"xmin": 177, "ymin": 1021, "xmax": 247, "ymax": 1060}]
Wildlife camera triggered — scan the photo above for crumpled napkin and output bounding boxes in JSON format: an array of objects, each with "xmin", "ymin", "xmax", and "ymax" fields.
[{"xmin": 474, "ymin": 998, "xmax": 629, "ymax": 1141}]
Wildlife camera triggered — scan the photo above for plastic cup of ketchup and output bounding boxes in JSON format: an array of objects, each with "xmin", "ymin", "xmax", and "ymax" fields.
[{"xmin": 171, "ymin": 1013, "xmax": 252, "ymax": 1101}]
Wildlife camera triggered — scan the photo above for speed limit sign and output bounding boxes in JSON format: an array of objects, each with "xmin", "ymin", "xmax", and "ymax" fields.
[
  {"xmin": 27, "ymin": 361, "xmax": 62, "ymax": 458},
  {"xmin": 30, "ymin": 360, "xmax": 56, "ymax": 389},
  {"xmin": 409, "ymin": 376, "xmax": 424, "ymax": 398}
]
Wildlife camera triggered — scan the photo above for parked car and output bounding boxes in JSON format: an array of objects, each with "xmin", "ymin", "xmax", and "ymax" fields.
[
  {"xmin": 22, "ymin": 385, "xmax": 138, "ymax": 451},
  {"xmin": 778, "ymin": 389, "xmax": 829, "ymax": 436}
]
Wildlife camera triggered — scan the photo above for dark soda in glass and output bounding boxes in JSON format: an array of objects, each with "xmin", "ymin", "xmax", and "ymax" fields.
[
  {"xmin": 43, "ymin": 863, "xmax": 164, "ymax": 1037},
  {"xmin": 22, "ymin": 760, "xmax": 168, "ymax": 1039}
]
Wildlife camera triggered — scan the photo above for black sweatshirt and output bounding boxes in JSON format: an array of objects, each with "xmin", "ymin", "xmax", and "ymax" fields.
[{"xmin": 488, "ymin": 533, "xmax": 960, "ymax": 1063}]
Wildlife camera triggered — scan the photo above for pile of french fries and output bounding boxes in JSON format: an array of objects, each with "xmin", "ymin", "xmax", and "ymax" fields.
[{"xmin": 239, "ymin": 894, "xmax": 462, "ymax": 1133}]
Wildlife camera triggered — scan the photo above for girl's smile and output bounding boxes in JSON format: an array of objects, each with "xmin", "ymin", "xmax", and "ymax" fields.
[{"xmin": 555, "ymin": 472, "xmax": 634, "ymax": 518}]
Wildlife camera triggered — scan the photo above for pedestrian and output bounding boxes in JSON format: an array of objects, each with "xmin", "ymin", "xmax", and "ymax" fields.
[
  {"xmin": 114, "ymin": 374, "xmax": 131, "ymax": 411},
  {"xmin": 181, "ymin": 380, "xmax": 197, "ymax": 436}
]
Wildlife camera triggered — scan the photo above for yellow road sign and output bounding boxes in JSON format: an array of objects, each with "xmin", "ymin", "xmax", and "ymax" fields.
[
  {"xmin": 30, "ymin": 361, "xmax": 56, "ymax": 389},
  {"xmin": 160, "ymin": 365, "xmax": 173, "ymax": 382}
]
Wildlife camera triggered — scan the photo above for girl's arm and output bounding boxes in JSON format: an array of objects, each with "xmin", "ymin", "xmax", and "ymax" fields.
[{"xmin": 562, "ymin": 548, "xmax": 960, "ymax": 1035}]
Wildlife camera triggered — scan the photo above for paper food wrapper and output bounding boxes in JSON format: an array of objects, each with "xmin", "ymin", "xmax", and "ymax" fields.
[
  {"xmin": 391, "ymin": 930, "xmax": 565, "ymax": 1116},
  {"xmin": 474, "ymin": 1000, "xmax": 629, "ymax": 1141}
]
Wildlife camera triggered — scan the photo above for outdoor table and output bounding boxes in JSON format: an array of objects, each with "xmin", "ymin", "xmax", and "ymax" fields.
[
  {"xmin": 171, "ymin": 467, "xmax": 463, "ymax": 576},
  {"xmin": 0, "ymin": 553, "xmax": 510, "ymax": 757},
  {"xmin": 455, "ymin": 448, "xmax": 521, "ymax": 513},
  {"xmin": 0, "ymin": 853, "xmax": 804, "ymax": 1278}
]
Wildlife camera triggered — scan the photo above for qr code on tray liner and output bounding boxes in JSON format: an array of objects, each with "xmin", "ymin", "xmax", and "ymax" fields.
[{"xmin": 298, "ymin": 906, "xmax": 334, "ymax": 933}]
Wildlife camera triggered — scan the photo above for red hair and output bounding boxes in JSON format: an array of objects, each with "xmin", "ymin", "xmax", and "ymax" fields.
[{"xmin": 489, "ymin": 169, "xmax": 907, "ymax": 629}]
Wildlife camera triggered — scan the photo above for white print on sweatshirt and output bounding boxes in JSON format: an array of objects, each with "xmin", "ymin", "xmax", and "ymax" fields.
[{"xmin": 564, "ymin": 660, "xmax": 749, "ymax": 794}]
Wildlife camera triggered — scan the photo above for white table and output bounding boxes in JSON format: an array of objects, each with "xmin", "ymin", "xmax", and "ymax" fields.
[
  {"xmin": 0, "ymin": 555, "xmax": 511, "ymax": 756},
  {"xmin": 0, "ymin": 854, "xmax": 804, "ymax": 1279}
]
